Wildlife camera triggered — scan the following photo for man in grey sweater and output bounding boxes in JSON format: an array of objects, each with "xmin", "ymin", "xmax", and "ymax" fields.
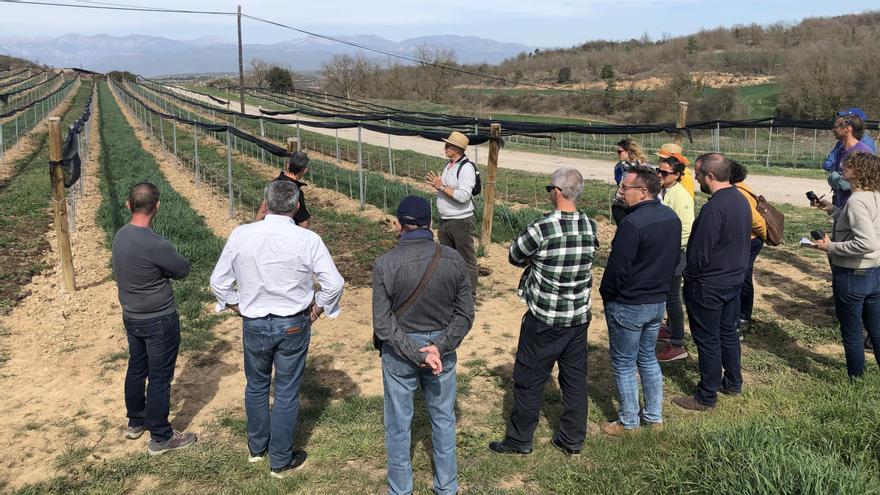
[
  {"xmin": 112, "ymin": 182, "xmax": 196, "ymax": 455},
  {"xmin": 372, "ymin": 195, "xmax": 474, "ymax": 495}
]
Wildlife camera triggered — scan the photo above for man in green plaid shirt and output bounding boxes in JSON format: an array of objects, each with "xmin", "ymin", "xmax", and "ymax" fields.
[{"xmin": 489, "ymin": 167, "xmax": 597, "ymax": 457}]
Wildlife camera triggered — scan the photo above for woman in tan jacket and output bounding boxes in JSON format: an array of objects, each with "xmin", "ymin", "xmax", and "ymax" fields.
[{"xmin": 730, "ymin": 161, "xmax": 767, "ymax": 340}]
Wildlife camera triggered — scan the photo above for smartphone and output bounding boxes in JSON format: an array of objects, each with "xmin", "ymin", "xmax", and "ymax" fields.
[
  {"xmin": 810, "ymin": 230, "xmax": 824, "ymax": 240},
  {"xmin": 806, "ymin": 191, "xmax": 819, "ymax": 203}
]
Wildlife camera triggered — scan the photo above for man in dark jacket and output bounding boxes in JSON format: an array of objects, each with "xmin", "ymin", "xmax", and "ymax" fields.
[
  {"xmin": 372, "ymin": 196, "xmax": 474, "ymax": 495},
  {"xmin": 600, "ymin": 167, "xmax": 681, "ymax": 435},
  {"xmin": 256, "ymin": 151, "xmax": 312, "ymax": 228},
  {"xmin": 673, "ymin": 153, "xmax": 752, "ymax": 411}
]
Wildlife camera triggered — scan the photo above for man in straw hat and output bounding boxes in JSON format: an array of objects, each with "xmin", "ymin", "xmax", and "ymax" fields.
[
  {"xmin": 657, "ymin": 143, "xmax": 695, "ymax": 199},
  {"xmin": 427, "ymin": 131, "xmax": 479, "ymax": 298}
]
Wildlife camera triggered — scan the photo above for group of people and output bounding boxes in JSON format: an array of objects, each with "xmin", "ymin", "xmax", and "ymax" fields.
[
  {"xmin": 813, "ymin": 108, "xmax": 880, "ymax": 377},
  {"xmin": 110, "ymin": 111, "xmax": 880, "ymax": 493}
]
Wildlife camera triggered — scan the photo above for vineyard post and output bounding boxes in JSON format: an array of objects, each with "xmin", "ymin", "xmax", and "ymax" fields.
[
  {"xmin": 259, "ymin": 112, "xmax": 266, "ymax": 165},
  {"xmin": 387, "ymin": 117, "xmax": 394, "ymax": 175},
  {"xmin": 357, "ymin": 125, "xmax": 365, "ymax": 210},
  {"xmin": 479, "ymin": 123, "xmax": 502, "ymax": 250},
  {"xmin": 335, "ymin": 127, "xmax": 340, "ymax": 164},
  {"xmin": 296, "ymin": 122, "xmax": 301, "ymax": 151},
  {"xmin": 237, "ymin": 4, "xmax": 246, "ymax": 114},
  {"xmin": 194, "ymin": 123, "xmax": 200, "ymax": 188},
  {"xmin": 173, "ymin": 120, "xmax": 177, "ymax": 157},
  {"xmin": 765, "ymin": 119, "xmax": 774, "ymax": 167},
  {"xmin": 474, "ymin": 121, "xmax": 479, "ymax": 165},
  {"xmin": 226, "ymin": 130, "xmax": 234, "ymax": 218},
  {"xmin": 159, "ymin": 116, "xmax": 166, "ymax": 157},
  {"xmin": 286, "ymin": 137, "xmax": 297, "ymax": 172},
  {"xmin": 48, "ymin": 117, "xmax": 76, "ymax": 293},
  {"xmin": 674, "ymin": 101, "xmax": 689, "ymax": 148},
  {"xmin": 0, "ymin": 122, "xmax": 4, "ymax": 164}
]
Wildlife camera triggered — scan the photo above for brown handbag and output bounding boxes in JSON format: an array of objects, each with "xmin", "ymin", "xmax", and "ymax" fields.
[
  {"xmin": 372, "ymin": 243, "xmax": 443, "ymax": 352},
  {"xmin": 740, "ymin": 187, "xmax": 785, "ymax": 246}
]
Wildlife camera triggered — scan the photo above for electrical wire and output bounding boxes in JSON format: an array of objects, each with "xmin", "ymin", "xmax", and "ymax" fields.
[
  {"xmin": 2, "ymin": 0, "xmax": 671, "ymax": 105},
  {"xmin": 0, "ymin": 0, "xmax": 234, "ymax": 15},
  {"xmin": 240, "ymin": 13, "xmax": 672, "ymax": 105}
]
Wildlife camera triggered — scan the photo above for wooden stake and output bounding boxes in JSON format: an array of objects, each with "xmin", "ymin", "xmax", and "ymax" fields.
[
  {"xmin": 48, "ymin": 117, "xmax": 76, "ymax": 293},
  {"xmin": 479, "ymin": 123, "xmax": 502, "ymax": 249},
  {"xmin": 674, "ymin": 101, "xmax": 689, "ymax": 147}
]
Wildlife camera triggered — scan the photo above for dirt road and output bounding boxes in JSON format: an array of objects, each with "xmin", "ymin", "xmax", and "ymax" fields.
[{"xmin": 172, "ymin": 87, "xmax": 827, "ymax": 206}]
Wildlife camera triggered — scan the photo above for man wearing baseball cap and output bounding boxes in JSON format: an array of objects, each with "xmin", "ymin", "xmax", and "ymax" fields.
[
  {"xmin": 426, "ymin": 131, "xmax": 479, "ymax": 298},
  {"xmin": 822, "ymin": 108, "xmax": 877, "ymax": 208},
  {"xmin": 657, "ymin": 143, "xmax": 696, "ymax": 199},
  {"xmin": 372, "ymin": 195, "xmax": 474, "ymax": 495}
]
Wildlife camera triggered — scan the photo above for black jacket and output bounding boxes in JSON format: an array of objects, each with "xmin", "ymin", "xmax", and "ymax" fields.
[
  {"xmin": 683, "ymin": 187, "xmax": 752, "ymax": 286},
  {"xmin": 275, "ymin": 172, "xmax": 311, "ymax": 225},
  {"xmin": 600, "ymin": 199, "xmax": 681, "ymax": 305}
]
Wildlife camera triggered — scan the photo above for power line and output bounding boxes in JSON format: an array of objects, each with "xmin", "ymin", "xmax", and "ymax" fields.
[
  {"xmin": 3, "ymin": 0, "xmax": 671, "ymax": 105},
  {"xmin": 0, "ymin": 0, "xmax": 234, "ymax": 15},
  {"xmin": 240, "ymin": 13, "xmax": 672, "ymax": 105}
]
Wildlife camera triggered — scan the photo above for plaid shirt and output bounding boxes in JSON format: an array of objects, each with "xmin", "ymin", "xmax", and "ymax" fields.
[{"xmin": 509, "ymin": 210, "xmax": 597, "ymax": 327}]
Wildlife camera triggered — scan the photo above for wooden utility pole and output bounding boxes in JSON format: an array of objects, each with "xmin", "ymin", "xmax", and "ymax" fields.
[
  {"xmin": 48, "ymin": 117, "xmax": 76, "ymax": 293},
  {"xmin": 479, "ymin": 123, "xmax": 502, "ymax": 250},
  {"xmin": 674, "ymin": 101, "xmax": 689, "ymax": 147},
  {"xmin": 237, "ymin": 5, "xmax": 246, "ymax": 114}
]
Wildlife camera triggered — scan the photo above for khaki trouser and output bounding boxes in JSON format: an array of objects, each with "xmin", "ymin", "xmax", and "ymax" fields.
[{"xmin": 438, "ymin": 215, "xmax": 477, "ymax": 298}]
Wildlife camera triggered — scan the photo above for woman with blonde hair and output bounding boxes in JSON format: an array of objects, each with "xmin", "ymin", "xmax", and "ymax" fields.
[
  {"xmin": 814, "ymin": 152, "xmax": 880, "ymax": 378},
  {"xmin": 611, "ymin": 138, "xmax": 647, "ymax": 224}
]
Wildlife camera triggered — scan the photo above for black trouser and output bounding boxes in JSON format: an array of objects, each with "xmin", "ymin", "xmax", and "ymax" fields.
[
  {"xmin": 738, "ymin": 237, "xmax": 764, "ymax": 323},
  {"xmin": 666, "ymin": 250, "xmax": 687, "ymax": 346},
  {"xmin": 439, "ymin": 215, "xmax": 478, "ymax": 297},
  {"xmin": 684, "ymin": 282, "xmax": 742, "ymax": 406},
  {"xmin": 505, "ymin": 311, "xmax": 590, "ymax": 451}
]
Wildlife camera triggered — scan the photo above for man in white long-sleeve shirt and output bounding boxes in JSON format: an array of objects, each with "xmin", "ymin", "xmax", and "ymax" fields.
[
  {"xmin": 209, "ymin": 180, "xmax": 344, "ymax": 479},
  {"xmin": 426, "ymin": 131, "xmax": 478, "ymax": 297}
]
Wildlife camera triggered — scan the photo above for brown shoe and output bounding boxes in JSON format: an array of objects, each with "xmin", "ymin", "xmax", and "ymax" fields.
[
  {"xmin": 147, "ymin": 430, "xmax": 197, "ymax": 456},
  {"xmin": 601, "ymin": 421, "xmax": 638, "ymax": 437},
  {"xmin": 657, "ymin": 345, "xmax": 689, "ymax": 362},
  {"xmin": 672, "ymin": 395, "xmax": 714, "ymax": 412}
]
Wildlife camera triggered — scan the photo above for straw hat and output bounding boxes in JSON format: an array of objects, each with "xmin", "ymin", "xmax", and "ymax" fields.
[
  {"xmin": 657, "ymin": 143, "xmax": 690, "ymax": 165},
  {"xmin": 442, "ymin": 131, "xmax": 469, "ymax": 151}
]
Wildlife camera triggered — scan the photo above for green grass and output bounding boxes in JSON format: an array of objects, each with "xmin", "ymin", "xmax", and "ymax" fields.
[
  {"xmin": 97, "ymin": 82, "xmax": 226, "ymax": 352},
  {"xmin": 0, "ymin": 80, "xmax": 92, "ymax": 315}
]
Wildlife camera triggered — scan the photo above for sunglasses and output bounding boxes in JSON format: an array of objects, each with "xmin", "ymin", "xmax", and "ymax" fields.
[
  {"xmin": 545, "ymin": 185, "xmax": 561, "ymax": 193},
  {"xmin": 617, "ymin": 149, "xmax": 627, "ymax": 154},
  {"xmin": 657, "ymin": 169, "xmax": 677, "ymax": 177}
]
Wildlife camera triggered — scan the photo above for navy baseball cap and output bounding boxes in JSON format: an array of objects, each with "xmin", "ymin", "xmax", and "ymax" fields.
[
  {"xmin": 397, "ymin": 196, "xmax": 431, "ymax": 227},
  {"xmin": 837, "ymin": 108, "xmax": 867, "ymax": 121}
]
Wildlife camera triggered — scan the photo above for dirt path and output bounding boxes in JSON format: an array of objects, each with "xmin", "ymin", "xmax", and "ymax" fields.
[{"xmin": 172, "ymin": 87, "xmax": 827, "ymax": 206}]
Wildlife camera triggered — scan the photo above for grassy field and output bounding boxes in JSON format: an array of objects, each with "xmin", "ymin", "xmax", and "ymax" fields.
[{"xmin": 97, "ymin": 82, "xmax": 227, "ymax": 352}]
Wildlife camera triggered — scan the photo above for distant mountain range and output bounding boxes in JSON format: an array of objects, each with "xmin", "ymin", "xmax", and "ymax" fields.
[{"xmin": 0, "ymin": 34, "xmax": 535, "ymax": 76}]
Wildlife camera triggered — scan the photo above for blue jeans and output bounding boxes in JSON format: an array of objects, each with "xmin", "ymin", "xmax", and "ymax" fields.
[
  {"xmin": 124, "ymin": 311, "xmax": 181, "ymax": 443},
  {"xmin": 832, "ymin": 266, "xmax": 880, "ymax": 378},
  {"xmin": 242, "ymin": 313, "xmax": 311, "ymax": 469},
  {"xmin": 382, "ymin": 331, "xmax": 458, "ymax": 495},
  {"xmin": 684, "ymin": 282, "xmax": 742, "ymax": 406},
  {"xmin": 605, "ymin": 301, "xmax": 665, "ymax": 429}
]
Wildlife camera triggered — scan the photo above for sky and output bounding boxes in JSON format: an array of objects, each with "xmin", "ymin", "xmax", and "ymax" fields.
[{"xmin": 0, "ymin": 0, "xmax": 874, "ymax": 47}]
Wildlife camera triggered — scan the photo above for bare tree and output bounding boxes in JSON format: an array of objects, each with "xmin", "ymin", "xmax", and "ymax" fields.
[
  {"xmin": 250, "ymin": 58, "xmax": 270, "ymax": 88},
  {"xmin": 413, "ymin": 47, "xmax": 459, "ymax": 103}
]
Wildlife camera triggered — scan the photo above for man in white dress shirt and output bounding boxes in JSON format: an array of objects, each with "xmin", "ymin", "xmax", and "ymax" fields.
[{"xmin": 210, "ymin": 180, "xmax": 344, "ymax": 479}]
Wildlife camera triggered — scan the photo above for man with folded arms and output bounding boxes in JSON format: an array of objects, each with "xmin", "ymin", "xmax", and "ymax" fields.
[
  {"xmin": 112, "ymin": 182, "xmax": 196, "ymax": 455},
  {"xmin": 372, "ymin": 196, "xmax": 474, "ymax": 495},
  {"xmin": 210, "ymin": 180, "xmax": 344, "ymax": 478},
  {"xmin": 673, "ymin": 153, "xmax": 751, "ymax": 411},
  {"xmin": 489, "ymin": 167, "xmax": 597, "ymax": 457}
]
